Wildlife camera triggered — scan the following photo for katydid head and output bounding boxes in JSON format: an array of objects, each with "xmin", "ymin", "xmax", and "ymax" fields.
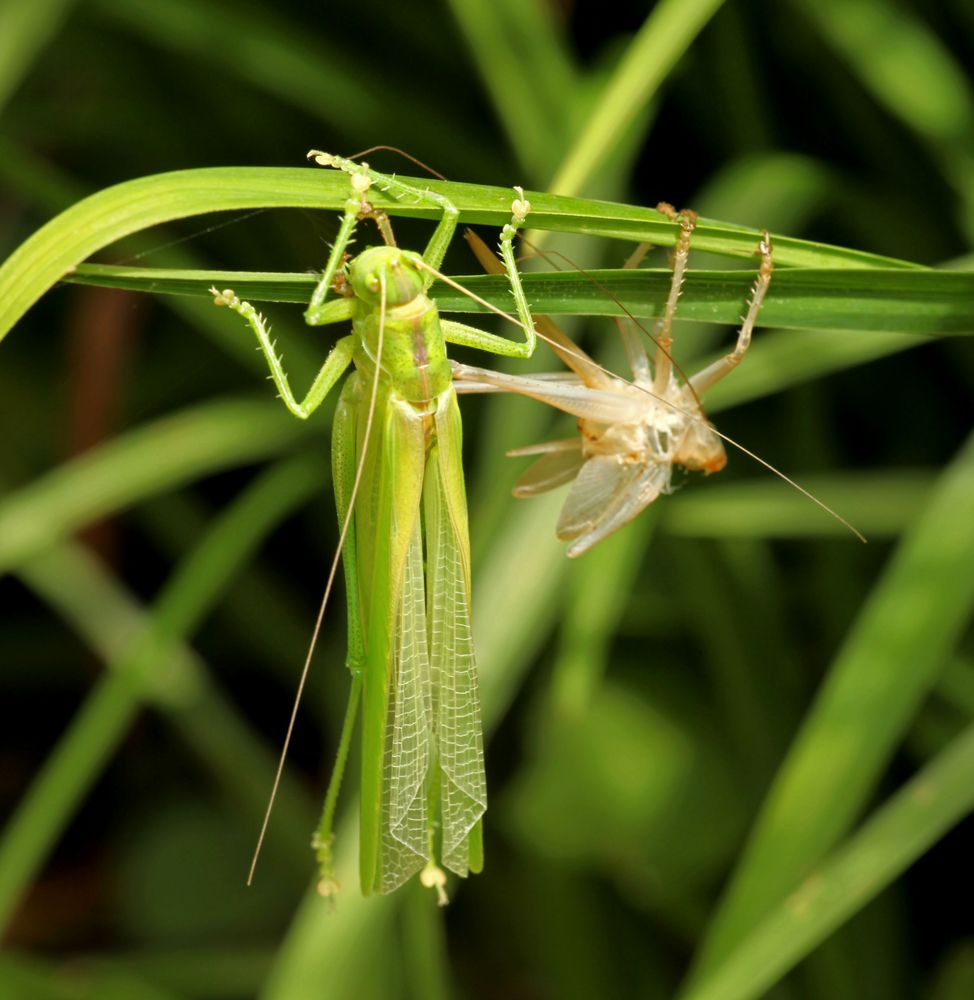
[
  {"xmin": 672, "ymin": 418, "xmax": 727, "ymax": 474},
  {"xmin": 348, "ymin": 246, "xmax": 425, "ymax": 306}
]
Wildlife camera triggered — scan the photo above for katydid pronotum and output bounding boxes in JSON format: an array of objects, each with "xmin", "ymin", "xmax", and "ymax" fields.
[{"xmin": 212, "ymin": 153, "xmax": 537, "ymax": 902}]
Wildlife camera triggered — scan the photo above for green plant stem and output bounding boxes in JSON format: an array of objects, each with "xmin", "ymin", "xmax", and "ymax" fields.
[{"xmin": 548, "ymin": 0, "xmax": 728, "ymax": 196}]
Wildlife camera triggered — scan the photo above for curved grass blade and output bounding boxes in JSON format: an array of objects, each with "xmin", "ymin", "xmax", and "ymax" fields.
[
  {"xmin": 94, "ymin": 0, "xmax": 491, "ymax": 171},
  {"xmin": 662, "ymin": 470, "xmax": 934, "ymax": 538},
  {"xmin": 548, "ymin": 0, "xmax": 728, "ymax": 197},
  {"xmin": 678, "ymin": 721, "xmax": 974, "ymax": 1000},
  {"xmin": 0, "ymin": 398, "xmax": 307, "ymax": 575},
  {"xmin": 0, "ymin": 458, "xmax": 322, "ymax": 932},
  {"xmin": 445, "ymin": 0, "xmax": 576, "ymax": 180},
  {"xmin": 0, "ymin": 0, "xmax": 75, "ymax": 114},
  {"xmin": 794, "ymin": 0, "xmax": 974, "ymax": 147},
  {"xmin": 686, "ymin": 427, "xmax": 974, "ymax": 984},
  {"xmin": 0, "ymin": 167, "xmax": 921, "ymax": 344}
]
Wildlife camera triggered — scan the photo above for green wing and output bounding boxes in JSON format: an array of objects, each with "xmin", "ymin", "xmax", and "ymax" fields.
[
  {"xmin": 360, "ymin": 386, "xmax": 486, "ymax": 892},
  {"xmin": 359, "ymin": 392, "xmax": 428, "ymax": 894},
  {"xmin": 426, "ymin": 388, "xmax": 486, "ymax": 877},
  {"xmin": 382, "ymin": 511, "xmax": 433, "ymax": 892}
]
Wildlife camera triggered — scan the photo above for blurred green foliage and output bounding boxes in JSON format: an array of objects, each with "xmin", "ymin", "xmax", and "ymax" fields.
[{"xmin": 1, "ymin": 1, "xmax": 973, "ymax": 999}]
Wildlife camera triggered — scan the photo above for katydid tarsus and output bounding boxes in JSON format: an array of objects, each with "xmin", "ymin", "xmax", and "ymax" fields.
[
  {"xmin": 454, "ymin": 208, "xmax": 863, "ymax": 553},
  {"xmin": 211, "ymin": 152, "xmax": 537, "ymax": 902}
]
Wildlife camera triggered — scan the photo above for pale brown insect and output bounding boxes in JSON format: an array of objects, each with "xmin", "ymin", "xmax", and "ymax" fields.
[{"xmin": 453, "ymin": 208, "xmax": 774, "ymax": 556}]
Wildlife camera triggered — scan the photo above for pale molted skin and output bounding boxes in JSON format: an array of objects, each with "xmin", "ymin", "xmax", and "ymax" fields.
[
  {"xmin": 577, "ymin": 368, "xmax": 726, "ymax": 473},
  {"xmin": 450, "ymin": 356, "xmax": 729, "ymax": 556},
  {"xmin": 453, "ymin": 211, "xmax": 773, "ymax": 557},
  {"xmin": 553, "ymin": 364, "xmax": 727, "ymax": 556}
]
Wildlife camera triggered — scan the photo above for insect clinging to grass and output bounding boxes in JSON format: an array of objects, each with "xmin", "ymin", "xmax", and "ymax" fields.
[
  {"xmin": 211, "ymin": 152, "xmax": 538, "ymax": 902},
  {"xmin": 453, "ymin": 208, "xmax": 861, "ymax": 553}
]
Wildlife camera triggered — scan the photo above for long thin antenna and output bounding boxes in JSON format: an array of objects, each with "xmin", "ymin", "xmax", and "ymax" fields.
[
  {"xmin": 247, "ymin": 272, "xmax": 389, "ymax": 884},
  {"xmin": 347, "ymin": 145, "xmax": 448, "ymax": 181},
  {"xmin": 701, "ymin": 427, "xmax": 866, "ymax": 541},
  {"xmin": 423, "ymin": 260, "xmax": 864, "ymax": 542}
]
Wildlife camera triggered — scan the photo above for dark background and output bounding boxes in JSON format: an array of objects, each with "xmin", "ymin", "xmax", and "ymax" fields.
[{"xmin": 1, "ymin": 1, "xmax": 973, "ymax": 998}]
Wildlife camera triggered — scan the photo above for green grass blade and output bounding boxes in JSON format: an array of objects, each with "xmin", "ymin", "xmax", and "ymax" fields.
[
  {"xmin": 663, "ymin": 471, "xmax": 933, "ymax": 538},
  {"xmin": 0, "ymin": 399, "xmax": 307, "ymax": 575},
  {"xmin": 793, "ymin": 0, "xmax": 974, "ymax": 146},
  {"xmin": 0, "ymin": 458, "xmax": 321, "ymax": 932},
  {"xmin": 0, "ymin": 648, "xmax": 155, "ymax": 938},
  {"xmin": 401, "ymin": 881, "xmax": 453, "ymax": 1000},
  {"xmin": 64, "ymin": 263, "xmax": 971, "ymax": 335},
  {"xmin": 0, "ymin": 137, "xmax": 321, "ymax": 374},
  {"xmin": 0, "ymin": 167, "xmax": 920, "ymax": 344},
  {"xmin": 261, "ymin": 844, "xmax": 398, "ymax": 1000},
  {"xmin": 680, "ymin": 721, "xmax": 974, "ymax": 1000},
  {"xmin": 4, "ymin": 543, "xmax": 316, "ymax": 936},
  {"xmin": 0, "ymin": 946, "xmax": 275, "ymax": 999},
  {"xmin": 550, "ymin": 511, "xmax": 657, "ymax": 718},
  {"xmin": 445, "ymin": 0, "xmax": 576, "ymax": 180},
  {"xmin": 0, "ymin": 950, "xmax": 179, "ymax": 1000},
  {"xmin": 703, "ymin": 328, "xmax": 924, "ymax": 412},
  {"xmin": 91, "ymin": 0, "xmax": 483, "ymax": 158},
  {"xmin": 791, "ymin": 0, "xmax": 974, "ymax": 240},
  {"xmin": 0, "ymin": 134, "xmax": 85, "ymax": 215},
  {"xmin": 686, "ymin": 428, "xmax": 974, "ymax": 983},
  {"xmin": 693, "ymin": 154, "xmax": 836, "ymax": 233},
  {"xmin": 137, "ymin": 493, "xmax": 317, "ymax": 684},
  {"xmin": 549, "ymin": 0, "xmax": 728, "ymax": 195}
]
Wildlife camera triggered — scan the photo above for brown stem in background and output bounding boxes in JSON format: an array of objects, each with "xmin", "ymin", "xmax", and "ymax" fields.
[{"xmin": 63, "ymin": 287, "xmax": 144, "ymax": 563}]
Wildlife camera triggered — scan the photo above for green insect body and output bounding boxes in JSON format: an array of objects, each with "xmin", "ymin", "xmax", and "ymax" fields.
[
  {"xmin": 334, "ymin": 249, "xmax": 483, "ymax": 894},
  {"xmin": 213, "ymin": 154, "xmax": 536, "ymax": 900}
]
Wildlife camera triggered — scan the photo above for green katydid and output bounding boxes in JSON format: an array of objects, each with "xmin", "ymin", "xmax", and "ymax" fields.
[{"xmin": 211, "ymin": 152, "xmax": 537, "ymax": 902}]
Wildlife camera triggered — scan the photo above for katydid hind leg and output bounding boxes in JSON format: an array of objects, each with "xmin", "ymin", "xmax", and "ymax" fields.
[
  {"xmin": 332, "ymin": 376, "xmax": 367, "ymax": 671},
  {"xmin": 311, "ymin": 377, "xmax": 371, "ymax": 893},
  {"xmin": 651, "ymin": 205, "xmax": 696, "ymax": 396}
]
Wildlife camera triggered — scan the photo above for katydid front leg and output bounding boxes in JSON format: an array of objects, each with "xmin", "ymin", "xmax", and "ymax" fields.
[{"xmin": 211, "ymin": 289, "xmax": 356, "ymax": 419}]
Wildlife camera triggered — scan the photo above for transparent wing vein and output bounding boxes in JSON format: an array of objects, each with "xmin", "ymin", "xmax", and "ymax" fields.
[
  {"xmin": 428, "ymin": 441, "xmax": 486, "ymax": 877},
  {"xmin": 382, "ymin": 514, "xmax": 431, "ymax": 892}
]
